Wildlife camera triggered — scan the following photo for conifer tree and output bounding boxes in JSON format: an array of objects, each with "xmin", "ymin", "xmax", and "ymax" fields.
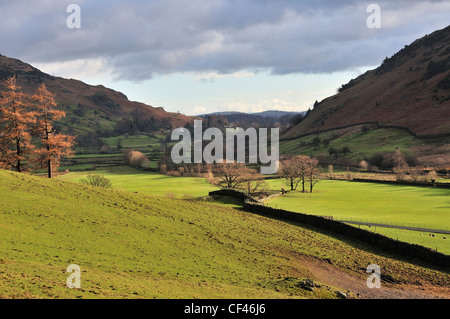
[
  {"xmin": 0, "ymin": 76, "xmax": 36, "ymax": 172},
  {"xmin": 32, "ymin": 83, "xmax": 75, "ymax": 178}
]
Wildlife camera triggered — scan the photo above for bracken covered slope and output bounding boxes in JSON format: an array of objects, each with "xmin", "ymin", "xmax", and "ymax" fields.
[
  {"xmin": 0, "ymin": 54, "xmax": 192, "ymax": 132},
  {"xmin": 284, "ymin": 25, "xmax": 450, "ymax": 139}
]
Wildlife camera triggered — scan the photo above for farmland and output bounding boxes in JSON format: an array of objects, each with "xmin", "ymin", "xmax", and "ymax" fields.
[
  {"xmin": 57, "ymin": 166, "xmax": 216, "ymax": 197},
  {"xmin": 55, "ymin": 167, "xmax": 450, "ymax": 255},
  {"xmin": 266, "ymin": 179, "xmax": 450, "ymax": 254},
  {"xmin": 1, "ymin": 169, "xmax": 449, "ymax": 299}
]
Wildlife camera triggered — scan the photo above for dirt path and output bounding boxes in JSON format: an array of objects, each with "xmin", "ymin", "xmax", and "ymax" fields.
[{"xmin": 303, "ymin": 257, "xmax": 449, "ymax": 299}]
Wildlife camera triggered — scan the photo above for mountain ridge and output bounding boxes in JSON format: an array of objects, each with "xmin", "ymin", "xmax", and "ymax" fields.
[{"xmin": 0, "ymin": 54, "xmax": 192, "ymax": 135}]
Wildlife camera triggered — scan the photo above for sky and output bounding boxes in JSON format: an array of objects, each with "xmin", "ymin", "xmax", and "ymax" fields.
[{"xmin": 0, "ymin": 0, "xmax": 449, "ymax": 115}]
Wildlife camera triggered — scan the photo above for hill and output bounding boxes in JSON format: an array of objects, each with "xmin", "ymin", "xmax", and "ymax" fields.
[
  {"xmin": 199, "ymin": 110, "xmax": 303, "ymax": 119},
  {"xmin": 0, "ymin": 169, "xmax": 449, "ymax": 299},
  {"xmin": 0, "ymin": 54, "xmax": 192, "ymax": 136},
  {"xmin": 284, "ymin": 25, "xmax": 450, "ymax": 139},
  {"xmin": 254, "ymin": 110, "xmax": 304, "ymax": 118},
  {"xmin": 198, "ymin": 110, "xmax": 304, "ymax": 129}
]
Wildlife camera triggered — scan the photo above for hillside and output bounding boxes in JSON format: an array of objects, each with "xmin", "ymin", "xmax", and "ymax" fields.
[
  {"xmin": 284, "ymin": 25, "xmax": 450, "ymax": 139},
  {"xmin": 0, "ymin": 169, "xmax": 449, "ymax": 299},
  {"xmin": 0, "ymin": 54, "xmax": 192, "ymax": 136}
]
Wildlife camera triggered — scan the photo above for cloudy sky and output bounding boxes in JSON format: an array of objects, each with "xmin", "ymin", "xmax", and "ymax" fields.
[{"xmin": 1, "ymin": 0, "xmax": 449, "ymax": 115}]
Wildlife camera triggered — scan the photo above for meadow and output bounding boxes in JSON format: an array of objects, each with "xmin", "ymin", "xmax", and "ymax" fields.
[
  {"xmin": 55, "ymin": 167, "xmax": 450, "ymax": 254},
  {"xmin": 57, "ymin": 166, "xmax": 216, "ymax": 197},
  {"xmin": 266, "ymin": 179, "xmax": 450, "ymax": 254}
]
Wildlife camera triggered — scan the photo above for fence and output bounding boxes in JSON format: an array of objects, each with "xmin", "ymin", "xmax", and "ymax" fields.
[
  {"xmin": 351, "ymin": 178, "xmax": 450, "ymax": 189},
  {"xmin": 241, "ymin": 201, "xmax": 450, "ymax": 270},
  {"xmin": 336, "ymin": 217, "xmax": 450, "ymax": 234}
]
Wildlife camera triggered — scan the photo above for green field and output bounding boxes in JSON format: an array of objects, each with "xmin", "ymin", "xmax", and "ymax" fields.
[
  {"xmin": 55, "ymin": 167, "xmax": 450, "ymax": 254},
  {"xmin": 266, "ymin": 179, "xmax": 450, "ymax": 254},
  {"xmin": 1, "ymin": 169, "xmax": 449, "ymax": 299},
  {"xmin": 57, "ymin": 166, "xmax": 216, "ymax": 197},
  {"xmin": 103, "ymin": 134, "xmax": 166, "ymax": 149}
]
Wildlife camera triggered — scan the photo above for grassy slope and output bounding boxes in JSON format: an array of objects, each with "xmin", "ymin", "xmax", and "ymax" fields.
[
  {"xmin": 1, "ymin": 170, "xmax": 448, "ymax": 298},
  {"xmin": 280, "ymin": 127, "xmax": 421, "ymax": 161}
]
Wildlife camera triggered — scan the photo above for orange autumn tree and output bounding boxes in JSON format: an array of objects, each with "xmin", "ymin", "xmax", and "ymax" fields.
[
  {"xmin": 32, "ymin": 83, "xmax": 75, "ymax": 178},
  {"xmin": 0, "ymin": 76, "xmax": 36, "ymax": 172}
]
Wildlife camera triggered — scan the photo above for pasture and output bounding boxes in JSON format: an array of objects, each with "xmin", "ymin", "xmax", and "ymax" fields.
[
  {"xmin": 57, "ymin": 168, "xmax": 450, "ymax": 254},
  {"xmin": 5, "ymin": 169, "xmax": 449, "ymax": 298},
  {"xmin": 266, "ymin": 179, "xmax": 450, "ymax": 254},
  {"xmin": 57, "ymin": 166, "xmax": 216, "ymax": 197}
]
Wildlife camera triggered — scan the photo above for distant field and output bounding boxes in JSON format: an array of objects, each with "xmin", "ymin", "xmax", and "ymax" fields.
[
  {"xmin": 266, "ymin": 179, "xmax": 449, "ymax": 229},
  {"xmin": 266, "ymin": 179, "xmax": 450, "ymax": 254},
  {"xmin": 357, "ymin": 226, "xmax": 450, "ymax": 255},
  {"xmin": 103, "ymin": 134, "xmax": 165, "ymax": 149},
  {"xmin": 57, "ymin": 166, "xmax": 216, "ymax": 197}
]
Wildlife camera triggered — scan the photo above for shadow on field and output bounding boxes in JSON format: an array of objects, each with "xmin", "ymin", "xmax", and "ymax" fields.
[{"xmin": 210, "ymin": 196, "xmax": 450, "ymax": 277}]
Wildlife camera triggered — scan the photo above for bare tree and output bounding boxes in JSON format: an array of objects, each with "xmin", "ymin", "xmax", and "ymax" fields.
[
  {"xmin": 278, "ymin": 155, "xmax": 310, "ymax": 192},
  {"xmin": 211, "ymin": 161, "xmax": 250, "ymax": 189},
  {"xmin": 209, "ymin": 161, "xmax": 268, "ymax": 195},
  {"xmin": 306, "ymin": 158, "xmax": 320, "ymax": 193}
]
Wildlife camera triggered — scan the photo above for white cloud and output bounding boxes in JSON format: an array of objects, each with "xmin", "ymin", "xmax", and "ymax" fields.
[{"xmin": 32, "ymin": 58, "xmax": 112, "ymax": 80}]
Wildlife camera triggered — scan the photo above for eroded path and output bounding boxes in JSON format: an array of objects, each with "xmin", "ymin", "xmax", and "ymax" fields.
[{"xmin": 303, "ymin": 257, "xmax": 449, "ymax": 299}]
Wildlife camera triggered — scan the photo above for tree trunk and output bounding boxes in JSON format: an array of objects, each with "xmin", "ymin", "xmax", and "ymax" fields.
[
  {"xmin": 48, "ymin": 159, "xmax": 52, "ymax": 178},
  {"xmin": 16, "ymin": 137, "xmax": 22, "ymax": 172},
  {"xmin": 47, "ymin": 135, "xmax": 52, "ymax": 178}
]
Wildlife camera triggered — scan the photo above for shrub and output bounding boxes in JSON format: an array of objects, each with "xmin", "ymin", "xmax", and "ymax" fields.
[
  {"xmin": 359, "ymin": 160, "xmax": 369, "ymax": 170},
  {"xmin": 166, "ymin": 193, "xmax": 176, "ymax": 199},
  {"xmin": 81, "ymin": 174, "xmax": 112, "ymax": 188},
  {"xmin": 124, "ymin": 150, "xmax": 150, "ymax": 169},
  {"xmin": 166, "ymin": 170, "xmax": 181, "ymax": 177}
]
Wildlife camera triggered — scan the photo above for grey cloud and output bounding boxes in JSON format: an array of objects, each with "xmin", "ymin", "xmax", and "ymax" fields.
[{"xmin": 0, "ymin": 0, "xmax": 449, "ymax": 80}]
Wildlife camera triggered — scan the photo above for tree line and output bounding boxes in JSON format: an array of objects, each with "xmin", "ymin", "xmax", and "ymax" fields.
[
  {"xmin": 155, "ymin": 153, "xmax": 321, "ymax": 196},
  {"xmin": 0, "ymin": 76, "xmax": 75, "ymax": 178}
]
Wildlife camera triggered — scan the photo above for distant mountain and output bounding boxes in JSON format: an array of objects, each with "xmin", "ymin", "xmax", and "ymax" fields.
[
  {"xmin": 198, "ymin": 110, "xmax": 305, "ymax": 128},
  {"xmin": 199, "ymin": 110, "xmax": 303, "ymax": 118},
  {"xmin": 284, "ymin": 25, "xmax": 450, "ymax": 139},
  {"xmin": 0, "ymin": 54, "xmax": 192, "ymax": 136},
  {"xmin": 252, "ymin": 110, "xmax": 303, "ymax": 118}
]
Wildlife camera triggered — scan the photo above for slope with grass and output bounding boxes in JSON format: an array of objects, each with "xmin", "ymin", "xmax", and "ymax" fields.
[
  {"xmin": 280, "ymin": 126, "xmax": 423, "ymax": 160},
  {"xmin": 1, "ymin": 169, "xmax": 449, "ymax": 298}
]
